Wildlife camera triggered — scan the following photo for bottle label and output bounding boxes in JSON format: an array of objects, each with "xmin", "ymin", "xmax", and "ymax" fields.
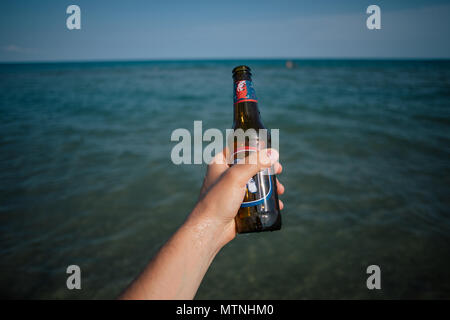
[
  {"xmin": 232, "ymin": 146, "xmax": 273, "ymax": 208},
  {"xmin": 234, "ymin": 80, "xmax": 258, "ymax": 104}
]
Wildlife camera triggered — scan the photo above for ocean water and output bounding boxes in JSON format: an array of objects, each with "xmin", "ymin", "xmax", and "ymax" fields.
[{"xmin": 0, "ymin": 59, "xmax": 449, "ymax": 299}]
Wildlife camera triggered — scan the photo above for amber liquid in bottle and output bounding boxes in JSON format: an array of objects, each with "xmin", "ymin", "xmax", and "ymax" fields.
[{"xmin": 231, "ymin": 65, "xmax": 282, "ymax": 233}]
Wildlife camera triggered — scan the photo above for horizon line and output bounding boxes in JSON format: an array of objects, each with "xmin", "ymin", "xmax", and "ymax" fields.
[{"xmin": 1, "ymin": 57, "xmax": 450, "ymax": 64}]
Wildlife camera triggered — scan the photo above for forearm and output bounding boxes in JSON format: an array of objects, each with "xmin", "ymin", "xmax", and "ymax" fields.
[{"xmin": 119, "ymin": 214, "xmax": 228, "ymax": 300}]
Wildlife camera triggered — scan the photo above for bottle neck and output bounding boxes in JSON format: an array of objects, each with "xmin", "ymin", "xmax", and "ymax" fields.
[
  {"xmin": 233, "ymin": 101, "xmax": 263, "ymax": 129},
  {"xmin": 232, "ymin": 75, "xmax": 263, "ymax": 129}
]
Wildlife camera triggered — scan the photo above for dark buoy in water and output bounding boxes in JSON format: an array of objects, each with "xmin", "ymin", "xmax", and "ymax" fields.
[{"xmin": 285, "ymin": 60, "xmax": 294, "ymax": 69}]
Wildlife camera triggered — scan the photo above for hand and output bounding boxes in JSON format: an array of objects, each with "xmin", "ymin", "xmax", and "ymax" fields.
[
  {"xmin": 119, "ymin": 147, "xmax": 285, "ymax": 300},
  {"xmin": 187, "ymin": 148, "xmax": 285, "ymax": 249}
]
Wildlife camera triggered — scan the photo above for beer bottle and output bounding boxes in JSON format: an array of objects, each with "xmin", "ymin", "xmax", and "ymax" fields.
[{"xmin": 230, "ymin": 65, "xmax": 282, "ymax": 233}]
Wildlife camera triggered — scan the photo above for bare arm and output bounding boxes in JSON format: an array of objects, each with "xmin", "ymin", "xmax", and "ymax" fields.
[{"xmin": 119, "ymin": 148, "xmax": 284, "ymax": 300}]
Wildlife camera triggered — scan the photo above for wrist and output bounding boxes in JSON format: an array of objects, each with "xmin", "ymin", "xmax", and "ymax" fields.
[{"xmin": 183, "ymin": 209, "xmax": 235, "ymax": 256}]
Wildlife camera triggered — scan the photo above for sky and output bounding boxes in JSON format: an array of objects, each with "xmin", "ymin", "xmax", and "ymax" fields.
[{"xmin": 0, "ymin": 0, "xmax": 449, "ymax": 62}]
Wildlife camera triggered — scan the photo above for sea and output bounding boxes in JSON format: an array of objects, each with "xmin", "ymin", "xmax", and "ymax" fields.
[{"xmin": 1, "ymin": 59, "xmax": 449, "ymax": 298}]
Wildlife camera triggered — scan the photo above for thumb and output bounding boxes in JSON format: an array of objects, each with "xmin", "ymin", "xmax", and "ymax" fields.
[{"xmin": 228, "ymin": 148, "xmax": 279, "ymax": 186}]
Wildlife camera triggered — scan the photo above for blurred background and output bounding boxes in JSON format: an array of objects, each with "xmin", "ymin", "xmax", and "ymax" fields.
[{"xmin": 0, "ymin": 1, "xmax": 449, "ymax": 299}]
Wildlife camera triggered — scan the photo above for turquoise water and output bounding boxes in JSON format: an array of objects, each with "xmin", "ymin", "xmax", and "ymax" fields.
[{"xmin": 1, "ymin": 60, "xmax": 450, "ymax": 299}]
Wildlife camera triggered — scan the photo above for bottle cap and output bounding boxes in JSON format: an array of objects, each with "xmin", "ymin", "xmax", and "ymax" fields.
[{"xmin": 232, "ymin": 65, "xmax": 251, "ymax": 75}]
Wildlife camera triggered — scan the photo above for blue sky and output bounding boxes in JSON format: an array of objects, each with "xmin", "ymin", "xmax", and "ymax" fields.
[{"xmin": 1, "ymin": 0, "xmax": 449, "ymax": 61}]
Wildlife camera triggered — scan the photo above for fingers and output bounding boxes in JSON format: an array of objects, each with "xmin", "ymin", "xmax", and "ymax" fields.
[
  {"xmin": 206, "ymin": 147, "xmax": 229, "ymax": 179},
  {"xmin": 276, "ymin": 178, "xmax": 285, "ymax": 195},
  {"xmin": 273, "ymin": 162, "xmax": 283, "ymax": 175},
  {"xmin": 276, "ymin": 176, "xmax": 284, "ymax": 210},
  {"xmin": 209, "ymin": 147, "xmax": 229, "ymax": 167},
  {"xmin": 273, "ymin": 162, "xmax": 284, "ymax": 194},
  {"xmin": 274, "ymin": 164, "xmax": 284, "ymax": 209},
  {"xmin": 228, "ymin": 149, "xmax": 279, "ymax": 186}
]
